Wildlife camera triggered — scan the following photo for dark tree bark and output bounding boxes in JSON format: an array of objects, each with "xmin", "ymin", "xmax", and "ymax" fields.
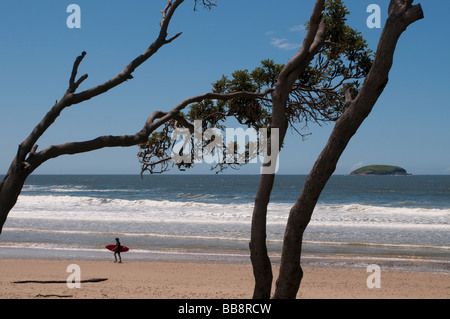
[
  {"xmin": 250, "ymin": 0, "xmax": 326, "ymax": 299},
  {"xmin": 272, "ymin": 0, "xmax": 424, "ymax": 299}
]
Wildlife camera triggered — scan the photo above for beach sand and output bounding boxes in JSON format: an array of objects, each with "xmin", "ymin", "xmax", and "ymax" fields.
[{"xmin": 0, "ymin": 258, "xmax": 448, "ymax": 299}]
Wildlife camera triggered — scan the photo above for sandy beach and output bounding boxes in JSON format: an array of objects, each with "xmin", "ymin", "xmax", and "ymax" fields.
[{"xmin": 0, "ymin": 258, "xmax": 448, "ymax": 299}]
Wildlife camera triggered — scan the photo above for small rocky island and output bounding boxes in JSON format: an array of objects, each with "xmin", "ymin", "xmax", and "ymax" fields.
[{"xmin": 350, "ymin": 165, "xmax": 411, "ymax": 176}]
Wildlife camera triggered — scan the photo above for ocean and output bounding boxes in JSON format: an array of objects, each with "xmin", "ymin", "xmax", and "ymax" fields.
[{"xmin": 0, "ymin": 174, "xmax": 449, "ymax": 272}]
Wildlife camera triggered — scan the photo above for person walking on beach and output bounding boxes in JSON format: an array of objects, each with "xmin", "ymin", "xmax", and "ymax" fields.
[{"xmin": 114, "ymin": 237, "xmax": 122, "ymax": 263}]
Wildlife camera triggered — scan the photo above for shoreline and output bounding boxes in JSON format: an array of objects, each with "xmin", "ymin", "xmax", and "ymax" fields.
[{"xmin": 1, "ymin": 244, "xmax": 448, "ymax": 274}]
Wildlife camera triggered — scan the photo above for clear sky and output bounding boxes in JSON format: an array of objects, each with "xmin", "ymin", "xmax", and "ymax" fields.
[{"xmin": 0, "ymin": 0, "xmax": 448, "ymax": 175}]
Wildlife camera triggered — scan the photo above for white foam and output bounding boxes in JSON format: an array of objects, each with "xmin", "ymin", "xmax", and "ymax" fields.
[{"xmin": 9, "ymin": 195, "xmax": 449, "ymax": 230}]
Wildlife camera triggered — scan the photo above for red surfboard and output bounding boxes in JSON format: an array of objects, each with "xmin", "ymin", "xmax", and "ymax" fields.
[{"xmin": 105, "ymin": 245, "xmax": 129, "ymax": 252}]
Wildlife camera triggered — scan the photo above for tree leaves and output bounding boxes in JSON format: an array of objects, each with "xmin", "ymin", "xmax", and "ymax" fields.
[{"xmin": 139, "ymin": 0, "xmax": 374, "ymax": 174}]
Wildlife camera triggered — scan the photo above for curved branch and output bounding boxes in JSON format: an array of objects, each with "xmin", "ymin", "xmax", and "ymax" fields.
[
  {"xmin": 147, "ymin": 88, "xmax": 275, "ymax": 134},
  {"xmin": 18, "ymin": 0, "xmax": 185, "ymax": 163},
  {"xmin": 70, "ymin": 0, "xmax": 184, "ymax": 104},
  {"xmin": 29, "ymin": 89, "xmax": 274, "ymax": 169},
  {"xmin": 278, "ymin": 0, "xmax": 325, "ymax": 88}
]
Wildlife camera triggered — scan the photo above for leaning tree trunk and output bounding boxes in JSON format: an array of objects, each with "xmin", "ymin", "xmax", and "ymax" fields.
[
  {"xmin": 250, "ymin": 173, "xmax": 276, "ymax": 299},
  {"xmin": 250, "ymin": 0, "xmax": 326, "ymax": 299},
  {"xmin": 273, "ymin": 0, "xmax": 424, "ymax": 299},
  {"xmin": 0, "ymin": 160, "xmax": 31, "ymax": 231},
  {"xmin": 250, "ymin": 122, "xmax": 288, "ymax": 299}
]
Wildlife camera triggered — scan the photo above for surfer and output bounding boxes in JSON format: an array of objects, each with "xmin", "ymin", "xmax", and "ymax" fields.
[{"xmin": 114, "ymin": 237, "xmax": 122, "ymax": 263}]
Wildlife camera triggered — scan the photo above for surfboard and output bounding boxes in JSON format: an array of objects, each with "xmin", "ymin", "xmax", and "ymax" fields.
[{"xmin": 105, "ymin": 245, "xmax": 129, "ymax": 252}]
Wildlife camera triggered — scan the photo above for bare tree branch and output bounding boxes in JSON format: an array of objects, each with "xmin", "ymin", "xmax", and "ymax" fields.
[
  {"xmin": 68, "ymin": 51, "xmax": 88, "ymax": 93},
  {"xmin": 0, "ymin": 0, "xmax": 218, "ymax": 233},
  {"xmin": 28, "ymin": 88, "xmax": 274, "ymax": 168},
  {"xmin": 194, "ymin": 0, "xmax": 217, "ymax": 11},
  {"xmin": 70, "ymin": 0, "xmax": 184, "ymax": 104},
  {"xmin": 17, "ymin": 0, "xmax": 185, "ymax": 166}
]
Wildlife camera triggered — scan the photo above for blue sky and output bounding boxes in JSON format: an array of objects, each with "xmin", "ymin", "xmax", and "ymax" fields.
[{"xmin": 0, "ymin": 0, "xmax": 448, "ymax": 175}]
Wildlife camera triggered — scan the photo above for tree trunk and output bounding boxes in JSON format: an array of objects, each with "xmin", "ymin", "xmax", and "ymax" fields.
[
  {"xmin": 249, "ymin": 102, "xmax": 289, "ymax": 298},
  {"xmin": 273, "ymin": 0, "xmax": 424, "ymax": 299},
  {"xmin": 0, "ymin": 160, "xmax": 31, "ymax": 232},
  {"xmin": 249, "ymin": 0, "xmax": 326, "ymax": 298},
  {"xmin": 249, "ymin": 173, "xmax": 275, "ymax": 299}
]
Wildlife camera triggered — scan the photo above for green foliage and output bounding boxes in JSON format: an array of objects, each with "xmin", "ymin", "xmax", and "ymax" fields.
[
  {"xmin": 188, "ymin": 100, "xmax": 226, "ymax": 129},
  {"xmin": 290, "ymin": 0, "xmax": 373, "ymax": 126},
  {"xmin": 323, "ymin": 0, "xmax": 373, "ymax": 76},
  {"xmin": 188, "ymin": 59, "xmax": 283, "ymax": 131},
  {"xmin": 139, "ymin": 0, "xmax": 374, "ymax": 174},
  {"xmin": 251, "ymin": 59, "xmax": 285, "ymax": 89}
]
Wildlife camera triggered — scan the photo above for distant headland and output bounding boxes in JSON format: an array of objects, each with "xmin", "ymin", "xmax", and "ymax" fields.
[{"xmin": 350, "ymin": 165, "xmax": 411, "ymax": 176}]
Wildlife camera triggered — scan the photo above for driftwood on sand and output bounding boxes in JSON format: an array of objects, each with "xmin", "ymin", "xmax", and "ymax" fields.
[{"xmin": 13, "ymin": 278, "xmax": 108, "ymax": 284}]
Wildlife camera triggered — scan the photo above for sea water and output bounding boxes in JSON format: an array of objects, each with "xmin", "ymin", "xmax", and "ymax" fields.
[{"xmin": 0, "ymin": 174, "xmax": 448, "ymax": 272}]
